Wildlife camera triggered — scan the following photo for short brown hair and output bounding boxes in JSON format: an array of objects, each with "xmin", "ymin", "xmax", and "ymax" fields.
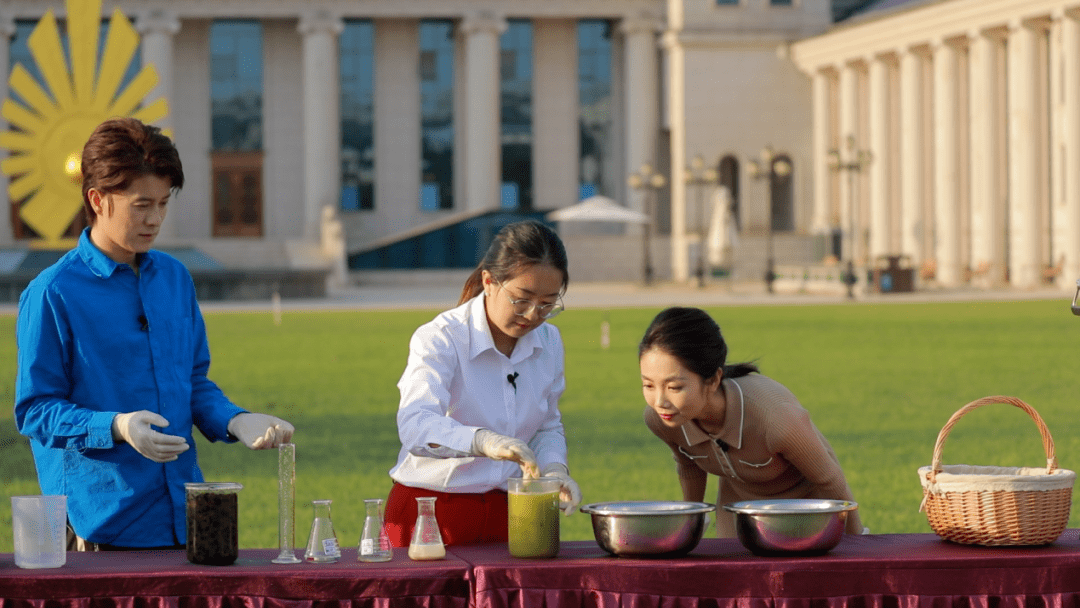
[{"xmin": 80, "ymin": 117, "xmax": 184, "ymax": 224}]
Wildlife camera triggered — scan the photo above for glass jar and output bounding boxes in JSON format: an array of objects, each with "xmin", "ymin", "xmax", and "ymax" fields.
[{"xmin": 185, "ymin": 482, "xmax": 242, "ymax": 566}]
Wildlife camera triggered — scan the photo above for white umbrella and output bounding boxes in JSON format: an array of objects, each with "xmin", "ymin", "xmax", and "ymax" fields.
[{"xmin": 546, "ymin": 195, "xmax": 649, "ymax": 224}]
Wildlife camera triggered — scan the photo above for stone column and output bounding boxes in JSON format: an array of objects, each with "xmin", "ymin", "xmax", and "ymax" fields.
[
  {"xmin": 1007, "ymin": 21, "xmax": 1039, "ymax": 287},
  {"xmin": 898, "ymin": 48, "xmax": 924, "ymax": 263},
  {"xmin": 0, "ymin": 15, "xmax": 15, "ymax": 246},
  {"xmin": 810, "ymin": 69, "xmax": 832, "ymax": 236},
  {"xmin": 137, "ymin": 9, "xmax": 180, "ymax": 241},
  {"xmin": 662, "ymin": 29, "xmax": 689, "ymax": 282},
  {"xmin": 867, "ymin": 54, "xmax": 890, "ymax": 260},
  {"xmin": 838, "ymin": 62, "xmax": 859, "ymax": 263},
  {"xmin": 1058, "ymin": 10, "xmax": 1080, "ymax": 288},
  {"xmin": 621, "ymin": 15, "xmax": 661, "ymax": 223},
  {"xmin": 298, "ymin": 11, "xmax": 344, "ymax": 240},
  {"xmin": 461, "ymin": 11, "xmax": 506, "ymax": 214},
  {"xmin": 532, "ymin": 19, "xmax": 578, "ymax": 216},
  {"xmin": 932, "ymin": 39, "xmax": 960, "ymax": 286},
  {"xmin": 968, "ymin": 29, "xmax": 1005, "ymax": 288}
]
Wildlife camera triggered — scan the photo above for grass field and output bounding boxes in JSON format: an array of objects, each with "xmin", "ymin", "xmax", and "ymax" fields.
[{"xmin": 2, "ymin": 297, "xmax": 1079, "ymax": 552}]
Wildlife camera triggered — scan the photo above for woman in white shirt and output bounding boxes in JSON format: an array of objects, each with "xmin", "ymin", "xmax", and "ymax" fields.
[{"xmin": 385, "ymin": 220, "xmax": 582, "ymax": 547}]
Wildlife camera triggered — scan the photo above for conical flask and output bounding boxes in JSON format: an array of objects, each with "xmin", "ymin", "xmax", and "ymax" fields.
[
  {"xmin": 358, "ymin": 498, "xmax": 393, "ymax": 562},
  {"xmin": 407, "ymin": 496, "xmax": 445, "ymax": 561},
  {"xmin": 304, "ymin": 499, "xmax": 341, "ymax": 563}
]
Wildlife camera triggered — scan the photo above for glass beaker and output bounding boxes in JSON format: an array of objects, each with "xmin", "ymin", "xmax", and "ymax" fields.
[
  {"xmin": 304, "ymin": 499, "xmax": 341, "ymax": 563},
  {"xmin": 358, "ymin": 498, "xmax": 393, "ymax": 562},
  {"xmin": 507, "ymin": 477, "xmax": 561, "ymax": 558},
  {"xmin": 407, "ymin": 496, "xmax": 445, "ymax": 561},
  {"xmin": 185, "ymin": 482, "xmax": 242, "ymax": 566},
  {"xmin": 272, "ymin": 443, "xmax": 301, "ymax": 564}
]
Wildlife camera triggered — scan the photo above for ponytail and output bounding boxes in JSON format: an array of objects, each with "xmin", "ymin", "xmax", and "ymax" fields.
[{"xmin": 456, "ymin": 221, "xmax": 568, "ymax": 306}]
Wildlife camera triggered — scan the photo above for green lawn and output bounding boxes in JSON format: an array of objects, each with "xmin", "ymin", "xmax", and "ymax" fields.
[{"xmin": 2, "ymin": 298, "xmax": 1078, "ymax": 552}]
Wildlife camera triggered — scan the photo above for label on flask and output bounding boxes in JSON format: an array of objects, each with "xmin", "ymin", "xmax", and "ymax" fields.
[
  {"xmin": 323, "ymin": 538, "xmax": 341, "ymax": 557},
  {"xmin": 361, "ymin": 539, "xmax": 374, "ymax": 555}
]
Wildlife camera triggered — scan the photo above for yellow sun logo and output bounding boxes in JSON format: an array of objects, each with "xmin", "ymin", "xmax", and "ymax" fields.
[{"xmin": 0, "ymin": 0, "xmax": 169, "ymax": 249}]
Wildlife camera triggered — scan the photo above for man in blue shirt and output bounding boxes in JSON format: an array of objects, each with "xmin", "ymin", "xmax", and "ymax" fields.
[{"xmin": 15, "ymin": 117, "xmax": 294, "ymax": 550}]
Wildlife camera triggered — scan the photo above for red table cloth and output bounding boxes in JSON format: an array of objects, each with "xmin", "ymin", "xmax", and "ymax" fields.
[
  {"xmin": 0, "ymin": 547, "xmax": 470, "ymax": 608},
  {"xmin": 3, "ymin": 533, "xmax": 1080, "ymax": 608},
  {"xmin": 451, "ymin": 532, "xmax": 1080, "ymax": 608}
]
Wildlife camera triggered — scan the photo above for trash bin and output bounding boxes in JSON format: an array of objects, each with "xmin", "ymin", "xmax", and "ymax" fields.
[{"xmin": 873, "ymin": 255, "xmax": 914, "ymax": 293}]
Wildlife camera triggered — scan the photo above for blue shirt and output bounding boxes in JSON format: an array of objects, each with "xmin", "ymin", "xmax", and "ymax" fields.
[{"xmin": 15, "ymin": 229, "xmax": 245, "ymax": 547}]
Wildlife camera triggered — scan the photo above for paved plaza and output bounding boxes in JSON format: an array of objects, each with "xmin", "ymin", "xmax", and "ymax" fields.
[{"xmin": 0, "ymin": 272, "xmax": 1070, "ymax": 317}]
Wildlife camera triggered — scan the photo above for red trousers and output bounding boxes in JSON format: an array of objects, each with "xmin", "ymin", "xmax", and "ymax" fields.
[{"xmin": 384, "ymin": 482, "xmax": 508, "ymax": 547}]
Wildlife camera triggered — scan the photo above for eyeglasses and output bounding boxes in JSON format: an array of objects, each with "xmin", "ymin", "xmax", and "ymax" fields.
[{"xmin": 497, "ymin": 282, "xmax": 565, "ymax": 319}]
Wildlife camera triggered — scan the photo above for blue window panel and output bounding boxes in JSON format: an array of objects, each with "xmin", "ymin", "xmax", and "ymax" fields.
[
  {"xmin": 420, "ymin": 183, "xmax": 441, "ymax": 211},
  {"xmin": 500, "ymin": 21, "xmax": 532, "ymax": 210},
  {"xmin": 340, "ymin": 20, "xmax": 375, "ymax": 211},
  {"xmin": 210, "ymin": 20, "xmax": 263, "ymax": 151},
  {"xmin": 578, "ymin": 20, "xmax": 612, "ymax": 199},
  {"xmin": 420, "ymin": 20, "xmax": 455, "ymax": 210},
  {"xmin": 579, "ymin": 184, "xmax": 596, "ymax": 200},
  {"xmin": 501, "ymin": 182, "xmax": 519, "ymax": 210}
]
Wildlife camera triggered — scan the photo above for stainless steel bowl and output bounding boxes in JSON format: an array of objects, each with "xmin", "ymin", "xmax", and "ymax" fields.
[
  {"xmin": 580, "ymin": 501, "xmax": 715, "ymax": 557},
  {"xmin": 722, "ymin": 499, "xmax": 857, "ymax": 556}
]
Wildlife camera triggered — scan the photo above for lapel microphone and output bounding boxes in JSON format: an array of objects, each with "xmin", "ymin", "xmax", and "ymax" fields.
[{"xmin": 507, "ymin": 372, "xmax": 519, "ymax": 391}]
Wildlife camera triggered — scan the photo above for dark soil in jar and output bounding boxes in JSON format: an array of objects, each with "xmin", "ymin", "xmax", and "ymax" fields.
[{"xmin": 186, "ymin": 491, "xmax": 238, "ymax": 565}]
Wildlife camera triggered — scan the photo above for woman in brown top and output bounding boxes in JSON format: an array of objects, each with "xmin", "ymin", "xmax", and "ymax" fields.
[{"xmin": 639, "ymin": 307, "xmax": 865, "ymax": 537}]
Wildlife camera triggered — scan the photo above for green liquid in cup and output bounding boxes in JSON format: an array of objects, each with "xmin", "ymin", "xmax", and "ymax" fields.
[{"xmin": 508, "ymin": 489, "xmax": 560, "ymax": 558}]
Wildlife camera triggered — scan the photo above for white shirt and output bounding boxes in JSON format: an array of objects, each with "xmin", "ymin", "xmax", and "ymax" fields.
[{"xmin": 390, "ymin": 293, "xmax": 568, "ymax": 493}]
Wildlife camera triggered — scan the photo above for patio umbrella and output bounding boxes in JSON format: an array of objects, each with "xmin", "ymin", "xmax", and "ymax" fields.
[{"xmin": 546, "ymin": 195, "xmax": 649, "ymax": 224}]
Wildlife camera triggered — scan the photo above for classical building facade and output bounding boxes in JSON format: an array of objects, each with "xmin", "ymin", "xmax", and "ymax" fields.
[
  {"xmin": 1, "ymin": 0, "xmax": 836, "ymax": 286},
  {"xmin": 793, "ymin": 0, "xmax": 1080, "ymax": 290}
]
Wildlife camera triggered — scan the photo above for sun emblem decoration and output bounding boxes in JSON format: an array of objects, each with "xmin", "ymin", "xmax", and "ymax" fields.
[{"xmin": 1, "ymin": 0, "xmax": 169, "ymax": 249}]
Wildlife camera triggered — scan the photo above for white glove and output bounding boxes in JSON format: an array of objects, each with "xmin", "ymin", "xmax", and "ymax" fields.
[
  {"xmin": 112, "ymin": 411, "xmax": 189, "ymax": 463},
  {"xmin": 540, "ymin": 463, "xmax": 582, "ymax": 516},
  {"xmin": 228, "ymin": 413, "xmax": 294, "ymax": 449},
  {"xmin": 471, "ymin": 429, "xmax": 539, "ymax": 478}
]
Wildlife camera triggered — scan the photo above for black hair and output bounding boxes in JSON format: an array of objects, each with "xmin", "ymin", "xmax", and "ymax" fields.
[
  {"xmin": 458, "ymin": 220, "xmax": 569, "ymax": 305},
  {"xmin": 638, "ymin": 307, "xmax": 759, "ymax": 380}
]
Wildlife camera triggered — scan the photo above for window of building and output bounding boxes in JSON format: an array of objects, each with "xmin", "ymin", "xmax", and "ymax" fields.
[
  {"xmin": 8, "ymin": 19, "xmax": 141, "ymax": 240},
  {"xmin": 771, "ymin": 154, "xmax": 794, "ymax": 231},
  {"xmin": 718, "ymin": 155, "xmax": 740, "ymax": 230},
  {"xmin": 578, "ymin": 20, "xmax": 613, "ymax": 200},
  {"xmin": 420, "ymin": 20, "xmax": 455, "ymax": 211},
  {"xmin": 716, "ymin": 0, "xmax": 740, "ymax": 6},
  {"xmin": 340, "ymin": 20, "xmax": 374, "ymax": 212},
  {"xmin": 500, "ymin": 20, "xmax": 533, "ymax": 210},
  {"xmin": 210, "ymin": 20, "xmax": 263, "ymax": 237},
  {"xmin": 771, "ymin": 0, "xmax": 794, "ymax": 6}
]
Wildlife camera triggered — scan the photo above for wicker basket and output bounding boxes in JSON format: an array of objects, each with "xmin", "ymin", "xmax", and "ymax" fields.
[{"xmin": 918, "ymin": 396, "xmax": 1075, "ymax": 546}]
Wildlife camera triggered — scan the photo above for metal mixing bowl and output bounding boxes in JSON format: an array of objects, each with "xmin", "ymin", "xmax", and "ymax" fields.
[
  {"xmin": 580, "ymin": 501, "xmax": 715, "ymax": 557},
  {"xmin": 722, "ymin": 499, "xmax": 858, "ymax": 556}
]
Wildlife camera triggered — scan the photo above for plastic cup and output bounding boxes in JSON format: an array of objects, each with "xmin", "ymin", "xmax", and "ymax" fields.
[
  {"xmin": 11, "ymin": 495, "xmax": 67, "ymax": 569},
  {"xmin": 507, "ymin": 477, "xmax": 561, "ymax": 558}
]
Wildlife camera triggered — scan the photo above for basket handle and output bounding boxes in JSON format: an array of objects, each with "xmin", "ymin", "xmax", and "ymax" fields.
[{"xmin": 927, "ymin": 396, "xmax": 1058, "ymax": 484}]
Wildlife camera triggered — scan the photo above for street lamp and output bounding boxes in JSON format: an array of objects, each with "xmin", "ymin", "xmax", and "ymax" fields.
[
  {"xmin": 748, "ymin": 146, "xmax": 792, "ymax": 294},
  {"xmin": 827, "ymin": 134, "xmax": 872, "ymax": 299},
  {"xmin": 628, "ymin": 163, "xmax": 666, "ymax": 286},
  {"xmin": 684, "ymin": 154, "xmax": 719, "ymax": 287}
]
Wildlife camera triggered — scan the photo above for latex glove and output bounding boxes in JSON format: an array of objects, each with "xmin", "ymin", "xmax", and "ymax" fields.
[
  {"xmin": 540, "ymin": 463, "xmax": 582, "ymax": 516},
  {"xmin": 471, "ymin": 429, "xmax": 539, "ymax": 479},
  {"xmin": 112, "ymin": 411, "xmax": 189, "ymax": 463},
  {"xmin": 228, "ymin": 413, "xmax": 295, "ymax": 449}
]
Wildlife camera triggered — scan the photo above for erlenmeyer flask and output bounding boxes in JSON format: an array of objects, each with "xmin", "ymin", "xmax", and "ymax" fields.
[
  {"xmin": 304, "ymin": 499, "xmax": 341, "ymax": 563},
  {"xmin": 407, "ymin": 496, "xmax": 445, "ymax": 561},
  {"xmin": 358, "ymin": 498, "xmax": 393, "ymax": 562}
]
